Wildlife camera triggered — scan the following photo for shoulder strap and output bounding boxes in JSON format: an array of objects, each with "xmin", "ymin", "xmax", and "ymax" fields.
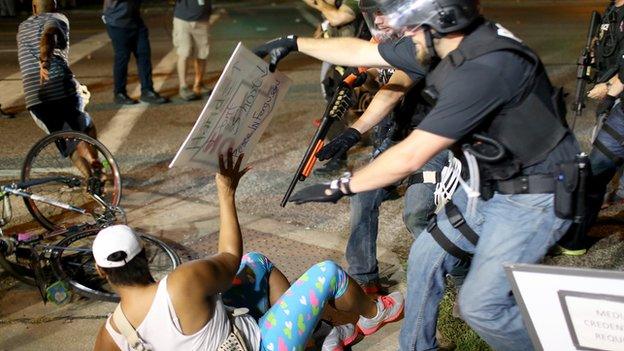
[{"xmin": 112, "ymin": 304, "xmax": 151, "ymax": 351}]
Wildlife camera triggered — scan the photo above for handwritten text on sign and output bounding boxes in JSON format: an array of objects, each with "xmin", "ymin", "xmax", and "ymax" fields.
[{"xmin": 169, "ymin": 43, "xmax": 291, "ymax": 169}]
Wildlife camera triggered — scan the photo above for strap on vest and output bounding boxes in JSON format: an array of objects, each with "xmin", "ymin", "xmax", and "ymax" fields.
[
  {"xmin": 594, "ymin": 137, "xmax": 624, "ymax": 165},
  {"xmin": 602, "ymin": 122, "xmax": 624, "ymax": 146},
  {"xmin": 426, "ymin": 203, "xmax": 480, "ymax": 263}
]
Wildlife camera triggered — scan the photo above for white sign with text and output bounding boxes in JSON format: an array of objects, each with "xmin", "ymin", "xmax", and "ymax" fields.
[
  {"xmin": 560, "ymin": 292, "xmax": 624, "ymax": 351},
  {"xmin": 505, "ymin": 264, "xmax": 624, "ymax": 351},
  {"xmin": 169, "ymin": 42, "xmax": 291, "ymax": 170}
]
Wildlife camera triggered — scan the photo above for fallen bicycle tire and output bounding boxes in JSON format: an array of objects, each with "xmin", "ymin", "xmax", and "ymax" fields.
[
  {"xmin": 21, "ymin": 131, "xmax": 122, "ymax": 230},
  {"xmin": 50, "ymin": 228, "xmax": 181, "ymax": 302}
]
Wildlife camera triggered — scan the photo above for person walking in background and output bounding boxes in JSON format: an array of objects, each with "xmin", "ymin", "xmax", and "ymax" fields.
[
  {"xmin": 173, "ymin": 0, "xmax": 212, "ymax": 101},
  {"xmin": 102, "ymin": 0, "xmax": 168, "ymax": 105}
]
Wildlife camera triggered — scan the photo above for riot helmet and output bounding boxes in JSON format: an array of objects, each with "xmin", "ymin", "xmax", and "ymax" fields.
[
  {"xmin": 377, "ymin": 0, "xmax": 480, "ymax": 34},
  {"xmin": 359, "ymin": 0, "xmax": 400, "ymax": 41}
]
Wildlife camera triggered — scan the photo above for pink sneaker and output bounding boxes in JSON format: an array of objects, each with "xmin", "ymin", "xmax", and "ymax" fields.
[
  {"xmin": 321, "ymin": 324, "xmax": 359, "ymax": 351},
  {"xmin": 356, "ymin": 291, "xmax": 404, "ymax": 336}
]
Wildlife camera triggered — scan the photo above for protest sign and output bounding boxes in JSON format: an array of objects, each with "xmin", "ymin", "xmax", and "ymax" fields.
[
  {"xmin": 505, "ymin": 264, "xmax": 624, "ymax": 351},
  {"xmin": 169, "ymin": 42, "xmax": 291, "ymax": 170}
]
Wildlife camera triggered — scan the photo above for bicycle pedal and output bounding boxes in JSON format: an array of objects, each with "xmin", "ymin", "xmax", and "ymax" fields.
[{"xmin": 46, "ymin": 281, "xmax": 71, "ymax": 305}]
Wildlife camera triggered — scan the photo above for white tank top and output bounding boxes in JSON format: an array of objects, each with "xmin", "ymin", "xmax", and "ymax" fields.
[{"xmin": 105, "ymin": 276, "xmax": 261, "ymax": 351}]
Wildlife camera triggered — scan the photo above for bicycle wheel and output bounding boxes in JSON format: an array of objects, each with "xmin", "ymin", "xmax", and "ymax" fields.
[
  {"xmin": 0, "ymin": 238, "xmax": 37, "ymax": 286},
  {"xmin": 50, "ymin": 228, "xmax": 181, "ymax": 302},
  {"xmin": 21, "ymin": 131, "xmax": 122, "ymax": 230}
]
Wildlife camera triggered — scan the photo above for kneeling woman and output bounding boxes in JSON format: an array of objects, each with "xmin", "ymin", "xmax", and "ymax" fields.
[{"xmin": 93, "ymin": 151, "xmax": 403, "ymax": 351}]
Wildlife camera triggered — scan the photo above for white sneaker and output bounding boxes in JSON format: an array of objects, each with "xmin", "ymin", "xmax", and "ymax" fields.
[
  {"xmin": 356, "ymin": 291, "xmax": 404, "ymax": 336},
  {"xmin": 321, "ymin": 323, "xmax": 359, "ymax": 351}
]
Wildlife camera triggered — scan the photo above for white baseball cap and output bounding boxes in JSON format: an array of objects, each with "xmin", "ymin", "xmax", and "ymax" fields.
[{"xmin": 92, "ymin": 225, "xmax": 143, "ymax": 268}]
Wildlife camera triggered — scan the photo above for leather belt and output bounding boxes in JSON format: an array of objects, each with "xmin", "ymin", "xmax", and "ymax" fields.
[{"xmin": 494, "ymin": 174, "xmax": 555, "ymax": 195}]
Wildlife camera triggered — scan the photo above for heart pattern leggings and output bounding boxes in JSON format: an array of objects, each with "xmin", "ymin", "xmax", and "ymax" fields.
[{"xmin": 222, "ymin": 252, "xmax": 349, "ymax": 351}]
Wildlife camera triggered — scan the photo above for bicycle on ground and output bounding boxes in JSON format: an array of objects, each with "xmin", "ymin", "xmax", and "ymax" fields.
[{"xmin": 0, "ymin": 131, "xmax": 181, "ymax": 302}]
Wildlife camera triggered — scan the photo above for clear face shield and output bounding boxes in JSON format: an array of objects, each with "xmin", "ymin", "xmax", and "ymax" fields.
[
  {"xmin": 376, "ymin": 0, "xmax": 439, "ymax": 32},
  {"xmin": 362, "ymin": 8, "xmax": 399, "ymax": 42}
]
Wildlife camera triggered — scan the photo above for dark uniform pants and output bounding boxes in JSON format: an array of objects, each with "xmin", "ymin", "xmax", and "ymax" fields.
[{"xmin": 558, "ymin": 103, "xmax": 624, "ymax": 250}]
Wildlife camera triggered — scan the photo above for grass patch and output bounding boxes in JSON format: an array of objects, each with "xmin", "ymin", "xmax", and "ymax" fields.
[{"xmin": 437, "ymin": 280, "xmax": 492, "ymax": 351}]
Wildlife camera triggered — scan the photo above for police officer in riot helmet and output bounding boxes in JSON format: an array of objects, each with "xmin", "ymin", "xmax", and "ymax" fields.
[{"xmin": 254, "ymin": 0, "xmax": 581, "ymax": 350}]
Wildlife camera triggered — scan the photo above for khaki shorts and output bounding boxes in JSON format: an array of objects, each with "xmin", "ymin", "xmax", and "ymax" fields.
[{"xmin": 172, "ymin": 17, "xmax": 210, "ymax": 59}]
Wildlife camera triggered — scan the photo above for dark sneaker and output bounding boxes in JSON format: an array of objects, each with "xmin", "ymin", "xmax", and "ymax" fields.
[
  {"xmin": 140, "ymin": 90, "xmax": 169, "ymax": 104},
  {"xmin": 114, "ymin": 93, "xmax": 138, "ymax": 105},
  {"xmin": 179, "ymin": 86, "xmax": 199, "ymax": 101},
  {"xmin": 314, "ymin": 158, "xmax": 348, "ymax": 177}
]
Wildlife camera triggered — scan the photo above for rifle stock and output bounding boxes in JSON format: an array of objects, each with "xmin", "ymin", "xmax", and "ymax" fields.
[
  {"xmin": 280, "ymin": 69, "xmax": 368, "ymax": 207},
  {"xmin": 573, "ymin": 11, "xmax": 601, "ymax": 116}
]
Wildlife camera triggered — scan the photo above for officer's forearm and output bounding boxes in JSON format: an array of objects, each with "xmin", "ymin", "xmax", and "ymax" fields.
[
  {"xmin": 352, "ymin": 70, "xmax": 414, "ymax": 133},
  {"xmin": 348, "ymin": 129, "xmax": 454, "ymax": 193},
  {"xmin": 297, "ymin": 37, "xmax": 390, "ymax": 68},
  {"xmin": 318, "ymin": 2, "xmax": 356, "ymax": 27},
  {"xmin": 607, "ymin": 76, "xmax": 624, "ymax": 96}
]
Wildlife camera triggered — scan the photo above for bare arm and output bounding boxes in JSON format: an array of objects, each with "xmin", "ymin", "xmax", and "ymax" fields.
[
  {"xmin": 93, "ymin": 323, "xmax": 121, "ymax": 351},
  {"xmin": 608, "ymin": 76, "xmax": 624, "ymax": 96},
  {"xmin": 348, "ymin": 129, "xmax": 454, "ymax": 193},
  {"xmin": 351, "ymin": 70, "xmax": 415, "ymax": 134},
  {"xmin": 168, "ymin": 151, "xmax": 249, "ymax": 297},
  {"xmin": 316, "ymin": 1, "xmax": 356, "ymax": 27},
  {"xmin": 588, "ymin": 74, "xmax": 623, "ymax": 99},
  {"xmin": 297, "ymin": 37, "xmax": 391, "ymax": 68},
  {"xmin": 39, "ymin": 25, "xmax": 65, "ymax": 82}
]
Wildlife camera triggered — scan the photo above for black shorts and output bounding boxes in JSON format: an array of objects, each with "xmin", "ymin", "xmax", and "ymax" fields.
[
  {"xmin": 28, "ymin": 95, "xmax": 92, "ymax": 134},
  {"xmin": 29, "ymin": 95, "xmax": 93, "ymax": 157}
]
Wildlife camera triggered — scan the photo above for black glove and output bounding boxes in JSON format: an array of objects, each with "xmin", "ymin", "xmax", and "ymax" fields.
[
  {"xmin": 316, "ymin": 128, "xmax": 362, "ymax": 161},
  {"xmin": 289, "ymin": 176, "xmax": 353, "ymax": 204},
  {"xmin": 252, "ymin": 35, "xmax": 298, "ymax": 72},
  {"xmin": 596, "ymin": 94, "xmax": 616, "ymax": 119}
]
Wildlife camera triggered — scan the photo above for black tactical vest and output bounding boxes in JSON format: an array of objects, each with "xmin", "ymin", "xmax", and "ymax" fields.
[
  {"xmin": 424, "ymin": 21, "xmax": 569, "ymax": 181},
  {"xmin": 595, "ymin": 4, "xmax": 623, "ymax": 83}
]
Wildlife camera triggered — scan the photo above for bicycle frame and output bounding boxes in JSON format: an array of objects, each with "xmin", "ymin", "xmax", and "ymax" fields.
[{"xmin": 0, "ymin": 180, "xmax": 124, "ymax": 233}]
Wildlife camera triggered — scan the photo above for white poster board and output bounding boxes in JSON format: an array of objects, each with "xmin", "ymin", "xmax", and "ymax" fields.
[
  {"xmin": 505, "ymin": 264, "xmax": 624, "ymax": 351},
  {"xmin": 169, "ymin": 42, "xmax": 291, "ymax": 170}
]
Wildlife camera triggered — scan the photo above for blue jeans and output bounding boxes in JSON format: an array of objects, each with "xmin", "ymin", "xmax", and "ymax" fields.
[
  {"xmin": 400, "ymin": 188, "xmax": 571, "ymax": 351},
  {"xmin": 558, "ymin": 105, "xmax": 624, "ymax": 250},
  {"xmin": 106, "ymin": 23, "xmax": 154, "ymax": 95},
  {"xmin": 346, "ymin": 151, "xmax": 448, "ymax": 284}
]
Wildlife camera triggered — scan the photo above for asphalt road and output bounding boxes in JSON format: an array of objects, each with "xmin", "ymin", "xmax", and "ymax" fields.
[{"xmin": 0, "ymin": 1, "xmax": 623, "ymax": 350}]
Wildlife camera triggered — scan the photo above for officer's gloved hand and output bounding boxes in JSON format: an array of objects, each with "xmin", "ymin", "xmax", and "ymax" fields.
[
  {"xmin": 253, "ymin": 35, "xmax": 298, "ymax": 72},
  {"xmin": 289, "ymin": 176, "xmax": 353, "ymax": 204},
  {"xmin": 316, "ymin": 128, "xmax": 362, "ymax": 161},
  {"xmin": 596, "ymin": 94, "xmax": 616, "ymax": 120}
]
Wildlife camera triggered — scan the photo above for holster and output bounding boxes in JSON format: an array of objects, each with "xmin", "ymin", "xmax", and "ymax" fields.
[{"xmin": 553, "ymin": 154, "xmax": 591, "ymax": 222}]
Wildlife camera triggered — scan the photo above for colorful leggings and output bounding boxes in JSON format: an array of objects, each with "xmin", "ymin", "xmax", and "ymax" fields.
[{"xmin": 222, "ymin": 252, "xmax": 349, "ymax": 351}]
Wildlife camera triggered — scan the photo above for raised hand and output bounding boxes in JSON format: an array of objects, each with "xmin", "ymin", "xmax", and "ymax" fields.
[
  {"xmin": 252, "ymin": 35, "xmax": 298, "ymax": 72},
  {"xmin": 216, "ymin": 149, "xmax": 251, "ymax": 197}
]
